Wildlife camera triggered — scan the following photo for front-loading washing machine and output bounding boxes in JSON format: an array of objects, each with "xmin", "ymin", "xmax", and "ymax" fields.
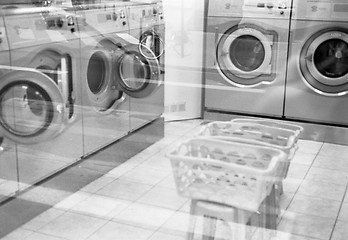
[
  {"xmin": 284, "ymin": 0, "xmax": 348, "ymax": 126},
  {"xmin": 0, "ymin": 2, "xmax": 84, "ymax": 191},
  {"xmin": 204, "ymin": 0, "xmax": 291, "ymax": 118},
  {"xmin": 74, "ymin": 1, "xmax": 132, "ymax": 155},
  {"xmin": 0, "ymin": 10, "xmax": 19, "ymax": 201},
  {"xmin": 124, "ymin": 1, "xmax": 164, "ymax": 131}
]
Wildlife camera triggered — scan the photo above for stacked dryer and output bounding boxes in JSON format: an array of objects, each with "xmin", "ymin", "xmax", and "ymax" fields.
[
  {"xmin": 284, "ymin": 0, "xmax": 348, "ymax": 126},
  {"xmin": 0, "ymin": 2, "xmax": 83, "ymax": 193},
  {"xmin": 204, "ymin": 0, "xmax": 291, "ymax": 118}
]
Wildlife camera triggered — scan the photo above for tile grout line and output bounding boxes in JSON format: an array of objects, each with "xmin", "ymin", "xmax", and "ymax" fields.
[
  {"xmin": 277, "ymin": 142, "xmax": 324, "ymax": 233},
  {"xmin": 328, "ymin": 182, "xmax": 348, "ymax": 240}
]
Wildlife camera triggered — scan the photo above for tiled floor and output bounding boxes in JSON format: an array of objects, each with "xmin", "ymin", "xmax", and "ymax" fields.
[{"xmin": 1, "ymin": 119, "xmax": 348, "ymax": 240}]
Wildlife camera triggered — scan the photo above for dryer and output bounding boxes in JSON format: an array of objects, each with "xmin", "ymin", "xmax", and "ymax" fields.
[
  {"xmin": 125, "ymin": 1, "xmax": 164, "ymax": 131},
  {"xmin": 0, "ymin": 3, "xmax": 84, "ymax": 191},
  {"xmin": 0, "ymin": 10, "xmax": 19, "ymax": 201},
  {"xmin": 284, "ymin": 0, "xmax": 348, "ymax": 126},
  {"xmin": 204, "ymin": 0, "xmax": 291, "ymax": 118}
]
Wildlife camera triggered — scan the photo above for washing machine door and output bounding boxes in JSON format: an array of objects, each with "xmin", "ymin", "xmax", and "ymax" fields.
[
  {"xmin": 115, "ymin": 43, "xmax": 161, "ymax": 98},
  {"xmin": 216, "ymin": 24, "xmax": 276, "ymax": 87},
  {"xmin": 300, "ymin": 28, "xmax": 348, "ymax": 95},
  {"xmin": 139, "ymin": 30, "xmax": 164, "ymax": 60},
  {"xmin": 0, "ymin": 71, "xmax": 67, "ymax": 144}
]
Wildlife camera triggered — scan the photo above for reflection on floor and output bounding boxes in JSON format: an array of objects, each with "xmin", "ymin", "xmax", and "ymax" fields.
[{"xmin": 1, "ymin": 119, "xmax": 348, "ymax": 240}]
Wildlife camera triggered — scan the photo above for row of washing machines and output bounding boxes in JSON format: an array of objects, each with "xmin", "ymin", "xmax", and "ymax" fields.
[
  {"xmin": 0, "ymin": 0, "xmax": 164, "ymax": 200},
  {"xmin": 204, "ymin": 0, "xmax": 348, "ymax": 126}
]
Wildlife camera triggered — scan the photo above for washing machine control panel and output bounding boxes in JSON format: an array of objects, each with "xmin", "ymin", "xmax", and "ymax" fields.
[
  {"xmin": 292, "ymin": 0, "xmax": 348, "ymax": 21},
  {"xmin": 127, "ymin": 4, "xmax": 157, "ymax": 30},
  {"xmin": 3, "ymin": 6, "xmax": 79, "ymax": 50},
  {"xmin": 208, "ymin": 0, "xmax": 291, "ymax": 18},
  {"xmin": 76, "ymin": 5, "xmax": 129, "ymax": 35}
]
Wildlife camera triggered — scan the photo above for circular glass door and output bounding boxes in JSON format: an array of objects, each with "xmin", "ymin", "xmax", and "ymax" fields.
[
  {"xmin": 115, "ymin": 44, "xmax": 161, "ymax": 98},
  {"xmin": 139, "ymin": 30, "xmax": 164, "ymax": 60},
  {"xmin": 0, "ymin": 71, "xmax": 66, "ymax": 144},
  {"xmin": 300, "ymin": 29, "xmax": 348, "ymax": 95},
  {"xmin": 216, "ymin": 25, "xmax": 275, "ymax": 86}
]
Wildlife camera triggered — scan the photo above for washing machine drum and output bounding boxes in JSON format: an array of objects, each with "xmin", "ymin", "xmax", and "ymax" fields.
[
  {"xmin": 115, "ymin": 43, "xmax": 161, "ymax": 98},
  {"xmin": 0, "ymin": 71, "xmax": 67, "ymax": 144},
  {"xmin": 300, "ymin": 28, "xmax": 348, "ymax": 95},
  {"xmin": 216, "ymin": 24, "xmax": 276, "ymax": 86}
]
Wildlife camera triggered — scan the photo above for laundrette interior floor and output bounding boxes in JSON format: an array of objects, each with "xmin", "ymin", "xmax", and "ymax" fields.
[{"xmin": 1, "ymin": 119, "xmax": 348, "ymax": 240}]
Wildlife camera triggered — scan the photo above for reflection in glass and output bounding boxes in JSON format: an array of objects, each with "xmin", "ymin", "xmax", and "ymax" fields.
[
  {"xmin": 314, "ymin": 39, "xmax": 348, "ymax": 79},
  {"xmin": 119, "ymin": 53, "xmax": 149, "ymax": 91}
]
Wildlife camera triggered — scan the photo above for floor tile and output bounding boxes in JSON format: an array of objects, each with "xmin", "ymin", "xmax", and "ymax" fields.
[
  {"xmin": 38, "ymin": 211, "xmax": 107, "ymax": 240},
  {"xmin": 79, "ymin": 175, "xmax": 116, "ymax": 194},
  {"xmin": 278, "ymin": 192, "xmax": 295, "ymax": 215},
  {"xmin": 2, "ymin": 121, "xmax": 348, "ymax": 240},
  {"xmin": 18, "ymin": 185, "xmax": 71, "ymax": 207},
  {"xmin": 305, "ymin": 167, "xmax": 348, "ymax": 185},
  {"xmin": 287, "ymin": 194, "xmax": 341, "ymax": 219},
  {"xmin": 24, "ymin": 232, "xmax": 67, "ymax": 240},
  {"xmin": 120, "ymin": 165, "xmax": 170, "ymax": 185},
  {"xmin": 165, "ymin": 121, "xmax": 201, "ymax": 136},
  {"xmin": 21, "ymin": 208, "xmax": 65, "ymax": 231},
  {"xmin": 282, "ymin": 178, "xmax": 303, "ymax": 194},
  {"xmin": 112, "ymin": 202, "xmax": 175, "ymax": 230},
  {"xmin": 87, "ymin": 221, "xmax": 154, "ymax": 240},
  {"xmin": 0, "ymin": 198, "xmax": 51, "ymax": 239},
  {"xmin": 297, "ymin": 179, "xmax": 346, "ymax": 201},
  {"xmin": 331, "ymin": 220, "xmax": 348, "ymax": 240},
  {"xmin": 297, "ymin": 140, "xmax": 323, "ymax": 155},
  {"xmin": 54, "ymin": 191, "xmax": 92, "ymax": 211},
  {"xmin": 338, "ymin": 202, "xmax": 348, "ymax": 222},
  {"xmin": 159, "ymin": 211, "xmax": 191, "ymax": 237},
  {"xmin": 278, "ymin": 211, "xmax": 336, "ymax": 240},
  {"xmin": 0, "ymin": 228, "xmax": 33, "ymax": 240},
  {"xmin": 139, "ymin": 155, "xmax": 173, "ymax": 172},
  {"xmin": 318, "ymin": 143, "xmax": 348, "ymax": 158},
  {"xmin": 286, "ymin": 163, "xmax": 310, "ymax": 180},
  {"xmin": 96, "ymin": 179, "xmax": 153, "ymax": 201},
  {"xmin": 291, "ymin": 152, "xmax": 316, "ymax": 166},
  {"xmin": 106, "ymin": 162, "xmax": 137, "ymax": 178},
  {"xmin": 70, "ymin": 194, "xmax": 132, "ymax": 219},
  {"xmin": 313, "ymin": 155, "xmax": 348, "ymax": 173},
  {"xmin": 137, "ymin": 185, "xmax": 188, "ymax": 210},
  {"xmin": 157, "ymin": 174, "xmax": 177, "ymax": 190}
]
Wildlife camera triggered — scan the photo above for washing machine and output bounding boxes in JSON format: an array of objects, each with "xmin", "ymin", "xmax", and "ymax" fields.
[
  {"xmin": 0, "ymin": 2, "xmax": 84, "ymax": 190},
  {"xmin": 124, "ymin": 1, "xmax": 164, "ymax": 131},
  {"xmin": 284, "ymin": 0, "xmax": 348, "ymax": 126},
  {"xmin": 0, "ymin": 9, "xmax": 20, "ymax": 201},
  {"xmin": 204, "ymin": 0, "xmax": 291, "ymax": 118},
  {"xmin": 74, "ymin": 1, "xmax": 134, "ymax": 155}
]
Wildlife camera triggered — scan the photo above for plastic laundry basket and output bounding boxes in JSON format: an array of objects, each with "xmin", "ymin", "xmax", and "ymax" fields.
[
  {"xmin": 167, "ymin": 138, "xmax": 287, "ymax": 212},
  {"xmin": 231, "ymin": 118, "xmax": 303, "ymax": 142},
  {"xmin": 230, "ymin": 118, "xmax": 303, "ymax": 177},
  {"xmin": 197, "ymin": 121, "xmax": 300, "ymax": 179}
]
